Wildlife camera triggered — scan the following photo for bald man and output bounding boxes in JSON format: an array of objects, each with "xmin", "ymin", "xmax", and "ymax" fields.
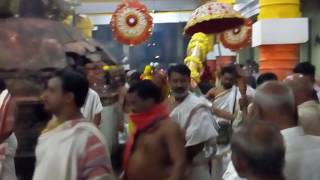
[
  {"xmin": 284, "ymin": 74, "xmax": 320, "ymax": 136},
  {"xmin": 231, "ymin": 121, "xmax": 285, "ymax": 180},
  {"xmin": 224, "ymin": 81, "xmax": 320, "ymax": 180}
]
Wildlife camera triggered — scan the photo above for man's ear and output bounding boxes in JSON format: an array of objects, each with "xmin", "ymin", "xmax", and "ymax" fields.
[
  {"xmin": 247, "ymin": 102, "xmax": 261, "ymax": 120},
  {"xmin": 65, "ymin": 92, "xmax": 74, "ymax": 105}
]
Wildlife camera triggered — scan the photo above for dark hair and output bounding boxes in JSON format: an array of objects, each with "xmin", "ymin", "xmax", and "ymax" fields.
[
  {"xmin": 130, "ymin": 72, "xmax": 142, "ymax": 81},
  {"xmin": 0, "ymin": 78, "xmax": 6, "ymax": 92},
  {"xmin": 220, "ymin": 65, "xmax": 238, "ymax": 77},
  {"xmin": 167, "ymin": 64, "xmax": 191, "ymax": 78},
  {"xmin": 257, "ymin": 73, "xmax": 278, "ymax": 86},
  {"xmin": 231, "ymin": 121, "xmax": 285, "ymax": 178},
  {"xmin": 293, "ymin": 62, "xmax": 316, "ymax": 77},
  {"xmin": 53, "ymin": 70, "xmax": 89, "ymax": 108},
  {"xmin": 128, "ymin": 80, "xmax": 162, "ymax": 103}
]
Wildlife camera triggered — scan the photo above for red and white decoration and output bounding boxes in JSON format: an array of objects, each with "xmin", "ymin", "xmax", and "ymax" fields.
[
  {"xmin": 111, "ymin": 0, "xmax": 153, "ymax": 46},
  {"xmin": 219, "ymin": 19, "xmax": 252, "ymax": 51}
]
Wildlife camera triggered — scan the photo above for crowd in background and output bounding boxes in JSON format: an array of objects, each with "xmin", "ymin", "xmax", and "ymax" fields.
[{"xmin": 1, "ymin": 60, "xmax": 320, "ymax": 180}]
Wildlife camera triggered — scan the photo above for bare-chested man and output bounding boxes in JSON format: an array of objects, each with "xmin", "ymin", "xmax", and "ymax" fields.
[{"xmin": 124, "ymin": 80, "xmax": 186, "ymax": 180}]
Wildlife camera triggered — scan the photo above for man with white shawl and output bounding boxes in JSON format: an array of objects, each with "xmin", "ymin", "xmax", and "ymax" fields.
[
  {"xmin": 207, "ymin": 65, "xmax": 255, "ymax": 125},
  {"xmin": 167, "ymin": 65, "xmax": 218, "ymax": 180},
  {"xmin": 206, "ymin": 65, "xmax": 255, "ymax": 179},
  {"xmin": 32, "ymin": 70, "xmax": 115, "ymax": 180}
]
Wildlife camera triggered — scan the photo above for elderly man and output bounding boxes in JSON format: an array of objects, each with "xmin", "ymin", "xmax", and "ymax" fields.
[
  {"xmin": 231, "ymin": 121, "xmax": 285, "ymax": 180},
  {"xmin": 284, "ymin": 74, "xmax": 320, "ymax": 136},
  {"xmin": 293, "ymin": 62, "xmax": 320, "ymax": 101},
  {"xmin": 224, "ymin": 81, "xmax": 320, "ymax": 180}
]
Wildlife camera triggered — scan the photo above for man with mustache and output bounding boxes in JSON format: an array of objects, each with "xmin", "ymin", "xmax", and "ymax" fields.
[
  {"xmin": 168, "ymin": 64, "xmax": 218, "ymax": 180},
  {"xmin": 207, "ymin": 65, "xmax": 255, "ymax": 125}
]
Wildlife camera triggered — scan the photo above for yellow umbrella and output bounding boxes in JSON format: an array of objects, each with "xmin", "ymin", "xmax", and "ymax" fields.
[{"xmin": 184, "ymin": 1, "xmax": 244, "ymax": 36}]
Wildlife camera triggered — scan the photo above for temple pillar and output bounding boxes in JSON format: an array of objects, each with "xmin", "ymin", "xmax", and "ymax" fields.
[{"xmin": 255, "ymin": 0, "xmax": 308, "ymax": 79}]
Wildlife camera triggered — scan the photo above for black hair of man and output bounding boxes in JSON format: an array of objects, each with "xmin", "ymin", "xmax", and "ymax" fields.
[
  {"xmin": 53, "ymin": 69, "xmax": 89, "ymax": 108},
  {"xmin": 128, "ymin": 80, "xmax": 162, "ymax": 104},
  {"xmin": 256, "ymin": 72, "xmax": 278, "ymax": 86},
  {"xmin": 293, "ymin": 62, "xmax": 316, "ymax": 79},
  {"xmin": 220, "ymin": 65, "xmax": 238, "ymax": 77},
  {"xmin": 0, "ymin": 78, "xmax": 6, "ymax": 92},
  {"xmin": 130, "ymin": 72, "xmax": 142, "ymax": 81},
  {"xmin": 231, "ymin": 121, "xmax": 285, "ymax": 178},
  {"xmin": 167, "ymin": 64, "xmax": 191, "ymax": 78}
]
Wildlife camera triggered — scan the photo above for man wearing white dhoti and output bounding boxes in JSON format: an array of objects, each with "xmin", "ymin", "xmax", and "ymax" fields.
[
  {"xmin": 33, "ymin": 70, "xmax": 115, "ymax": 180},
  {"xmin": 168, "ymin": 65, "xmax": 218, "ymax": 180},
  {"xmin": 206, "ymin": 65, "xmax": 255, "ymax": 180}
]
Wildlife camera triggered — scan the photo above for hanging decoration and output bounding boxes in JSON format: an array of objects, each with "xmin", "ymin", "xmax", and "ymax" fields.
[
  {"xmin": 111, "ymin": 0, "xmax": 153, "ymax": 46},
  {"xmin": 219, "ymin": 19, "xmax": 253, "ymax": 51},
  {"xmin": 184, "ymin": 1, "xmax": 244, "ymax": 36},
  {"xmin": 184, "ymin": 32, "xmax": 214, "ymax": 83}
]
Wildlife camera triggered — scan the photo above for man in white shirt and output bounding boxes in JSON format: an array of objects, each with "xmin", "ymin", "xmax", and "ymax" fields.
[
  {"xmin": 223, "ymin": 81, "xmax": 320, "ymax": 180},
  {"xmin": 81, "ymin": 88, "xmax": 103, "ymax": 126},
  {"xmin": 284, "ymin": 74, "xmax": 320, "ymax": 136},
  {"xmin": 168, "ymin": 64, "xmax": 218, "ymax": 180}
]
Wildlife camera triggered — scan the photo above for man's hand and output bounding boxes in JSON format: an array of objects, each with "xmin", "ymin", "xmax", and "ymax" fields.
[
  {"xmin": 206, "ymin": 87, "xmax": 224, "ymax": 101},
  {"xmin": 239, "ymin": 95, "xmax": 249, "ymax": 112}
]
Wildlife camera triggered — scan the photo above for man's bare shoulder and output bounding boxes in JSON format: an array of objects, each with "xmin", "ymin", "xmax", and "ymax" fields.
[
  {"xmin": 207, "ymin": 87, "xmax": 224, "ymax": 99},
  {"xmin": 160, "ymin": 118, "xmax": 179, "ymax": 127},
  {"xmin": 159, "ymin": 120, "xmax": 184, "ymax": 138}
]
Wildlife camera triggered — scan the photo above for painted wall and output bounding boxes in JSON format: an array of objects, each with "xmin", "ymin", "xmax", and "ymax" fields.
[{"xmin": 301, "ymin": 0, "xmax": 320, "ymax": 76}]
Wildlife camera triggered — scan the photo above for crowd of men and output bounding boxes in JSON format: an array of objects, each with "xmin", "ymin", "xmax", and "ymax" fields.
[{"xmin": 1, "ymin": 61, "xmax": 320, "ymax": 180}]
